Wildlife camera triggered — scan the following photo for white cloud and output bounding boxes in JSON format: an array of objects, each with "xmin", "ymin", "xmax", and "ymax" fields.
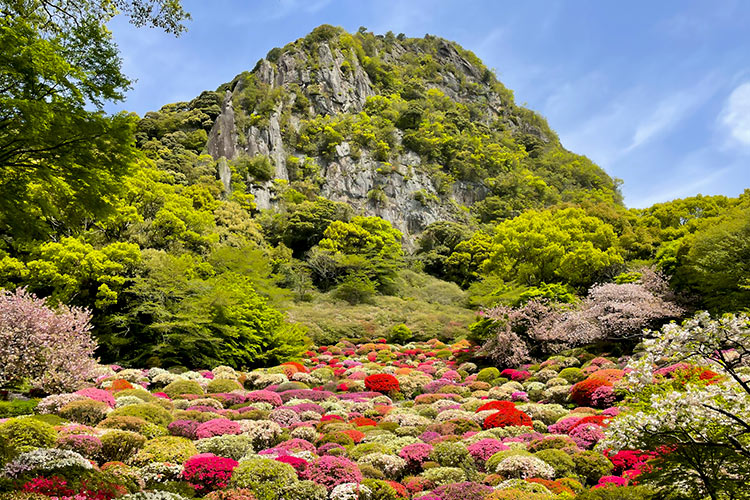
[{"xmin": 721, "ymin": 82, "xmax": 750, "ymax": 146}]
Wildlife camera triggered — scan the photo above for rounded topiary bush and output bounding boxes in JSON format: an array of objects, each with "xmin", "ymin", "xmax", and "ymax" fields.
[
  {"xmin": 132, "ymin": 436, "xmax": 198, "ymax": 465},
  {"xmin": 206, "ymin": 379, "xmax": 242, "ymax": 393},
  {"xmin": 58, "ymin": 399, "xmax": 110, "ymax": 425},
  {"xmin": 477, "ymin": 367, "xmax": 501, "ymax": 383},
  {"xmin": 229, "ymin": 458, "xmax": 298, "ymax": 500},
  {"xmin": 364, "ymin": 374, "xmax": 400, "ymax": 393},
  {"xmin": 99, "ymin": 429, "xmax": 146, "ymax": 462},
  {"xmin": 282, "ymin": 480, "xmax": 327, "ymax": 500},
  {"xmin": 534, "ymin": 448, "xmax": 576, "ymax": 477},
  {"xmin": 306, "ymin": 456, "xmax": 362, "ymax": 491},
  {"xmin": 0, "ymin": 418, "xmax": 57, "ymax": 461},
  {"xmin": 203, "ymin": 489, "xmax": 258, "ymax": 500},
  {"xmin": 181, "ymin": 453, "xmax": 239, "ymax": 492},
  {"xmin": 573, "ymin": 450, "xmax": 614, "ymax": 485},
  {"xmin": 108, "ymin": 403, "xmax": 173, "ymax": 426},
  {"xmin": 163, "ymin": 380, "xmax": 204, "ymax": 399}
]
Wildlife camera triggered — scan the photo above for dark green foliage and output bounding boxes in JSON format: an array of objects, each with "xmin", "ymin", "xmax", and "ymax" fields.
[{"xmin": 332, "ymin": 274, "xmax": 377, "ymax": 305}]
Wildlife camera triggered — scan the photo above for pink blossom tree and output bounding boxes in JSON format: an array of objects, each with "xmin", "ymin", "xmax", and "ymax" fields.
[{"xmin": 0, "ymin": 288, "xmax": 98, "ymax": 393}]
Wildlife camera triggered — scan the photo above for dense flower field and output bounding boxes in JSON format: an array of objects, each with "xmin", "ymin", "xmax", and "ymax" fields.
[{"xmin": 0, "ymin": 339, "xmax": 682, "ymax": 500}]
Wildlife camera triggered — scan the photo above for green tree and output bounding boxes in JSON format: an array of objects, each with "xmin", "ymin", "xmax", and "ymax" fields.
[
  {"xmin": 0, "ymin": 0, "xmax": 189, "ymax": 241},
  {"xmin": 484, "ymin": 208, "xmax": 623, "ymax": 288},
  {"xmin": 672, "ymin": 204, "xmax": 750, "ymax": 312},
  {"xmin": 104, "ymin": 250, "xmax": 306, "ymax": 368}
]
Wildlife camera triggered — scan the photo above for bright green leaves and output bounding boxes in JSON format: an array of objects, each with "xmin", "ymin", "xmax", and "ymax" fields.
[
  {"xmin": 484, "ymin": 208, "xmax": 624, "ymax": 289},
  {"xmin": 3, "ymin": 237, "xmax": 141, "ymax": 310},
  {"xmin": 109, "ymin": 250, "xmax": 305, "ymax": 368}
]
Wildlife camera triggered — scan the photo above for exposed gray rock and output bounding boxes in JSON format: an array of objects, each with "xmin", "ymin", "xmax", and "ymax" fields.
[
  {"xmin": 206, "ymin": 90, "xmax": 238, "ymax": 160},
  {"xmin": 217, "ymin": 157, "xmax": 232, "ymax": 196},
  {"xmin": 203, "ymin": 37, "xmax": 497, "ymax": 246}
]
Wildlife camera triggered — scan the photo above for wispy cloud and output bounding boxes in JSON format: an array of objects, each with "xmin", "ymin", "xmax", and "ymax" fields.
[
  {"xmin": 720, "ymin": 82, "xmax": 750, "ymax": 147},
  {"xmin": 625, "ymin": 76, "xmax": 719, "ymax": 153}
]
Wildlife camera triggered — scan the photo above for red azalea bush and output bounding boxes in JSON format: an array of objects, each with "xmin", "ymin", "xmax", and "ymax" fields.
[
  {"xmin": 570, "ymin": 378, "xmax": 613, "ymax": 406},
  {"xmin": 483, "ymin": 408, "xmax": 533, "ymax": 429},
  {"xmin": 365, "ymin": 374, "xmax": 400, "ymax": 392},
  {"xmin": 475, "ymin": 401, "xmax": 516, "ymax": 413},
  {"xmin": 181, "ymin": 453, "xmax": 239, "ymax": 492}
]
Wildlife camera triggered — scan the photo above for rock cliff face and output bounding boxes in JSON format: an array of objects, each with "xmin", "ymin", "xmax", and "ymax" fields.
[
  {"xmin": 140, "ymin": 26, "xmax": 619, "ymax": 248},
  {"xmin": 203, "ymin": 33, "xmax": 521, "ymax": 244}
]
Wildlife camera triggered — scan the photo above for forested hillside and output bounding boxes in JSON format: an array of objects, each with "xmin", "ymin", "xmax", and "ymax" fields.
[{"xmin": 1, "ymin": 18, "xmax": 748, "ymax": 368}]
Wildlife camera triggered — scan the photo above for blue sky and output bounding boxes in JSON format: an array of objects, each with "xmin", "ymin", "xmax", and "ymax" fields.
[{"xmin": 105, "ymin": 0, "xmax": 750, "ymax": 208}]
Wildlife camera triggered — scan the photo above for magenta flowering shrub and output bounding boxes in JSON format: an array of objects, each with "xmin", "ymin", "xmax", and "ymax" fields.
[
  {"xmin": 56, "ymin": 434, "xmax": 102, "ymax": 458},
  {"xmin": 196, "ymin": 419, "xmax": 242, "ymax": 439},
  {"xmin": 548, "ymin": 416, "xmax": 582, "ymax": 434},
  {"xmin": 75, "ymin": 388, "xmax": 116, "ymax": 408},
  {"xmin": 433, "ymin": 482, "xmax": 493, "ymax": 500},
  {"xmin": 182, "ymin": 453, "xmax": 239, "ymax": 492},
  {"xmin": 590, "ymin": 385, "xmax": 616, "ymax": 408},
  {"xmin": 467, "ymin": 439, "xmax": 509, "ymax": 464},
  {"xmin": 569, "ymin": 423, "xmax": 606, "ymax": 449},
  {"xmin": 0, "ymin": 288, "xmax": 98, "ymax": 393},
  {"xmin": 245, "ymin": 391, "xmax": 283, "ymax": 407},
  {"xmin": 399, "ymin": 443, "xmax": 433, "ymax": 468},
  {"xmin": 306, "ymin": 456, "xmax": 362, "ymax": 490},
  {"xmin": 280, "ymin": 389, "xmax": 334, "ymax": 402}
]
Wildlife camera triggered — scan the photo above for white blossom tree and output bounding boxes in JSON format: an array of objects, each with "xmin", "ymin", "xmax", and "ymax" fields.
[{"xmin": 601, "ymin": 312, "xmax": 750, "ymax": 500}]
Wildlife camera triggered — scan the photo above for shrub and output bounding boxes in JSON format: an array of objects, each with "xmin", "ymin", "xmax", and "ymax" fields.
[
  {"xmin": 476, "ymin": 367, "xmax": 500, "ymax": 382},
  {"xmin": 108, "ymin": 403, "xmax": 173, "ymax": 426},
  {"xmin": 58, "ymin": 399, "xmax": 110, "ymax": 425},
  {"xmin": 99, "ymin": 430, "xmax": 146, "ymax": 462},
  {"xmin": 388, "ymin": 324, "xmax": 412, "ymax": 344},
  {"xmin": 332, "ymin": 274, "xmax": 376, "ymax": 305},
  {"xmin": 55, "ymin": 434, "xmax": 102, "ymax": 459},
  {"xmin": 196, "ymin": 434, "xmax": 256, "ymax": 460},
  {"xmin": 206, "ymin": 379, "xmax": 242, "ymax": 393},
  {"xmin": 570, "ymin": 379, "xmax": 612, "ymax": 407},
  {"xmin": 573, "ymin": 450, "xmax": 614, "ymax": 485},
  {"xmin": 306, "ymin": 456, "xmax": 363, "ymax": 491},
  {"xmin": 182, "ymin": 453, "xmax": 239, "ymax": 492},
  {"xmin": 204, "ymin": 490, "xmax": 258, "ymax": 500},
  {"xmin": 0, "ymin": 288, "xmax": 98, "ymax": 393},
  {"xmin": 0, "ymin": 400, "xmax": 39, "ymax": 418},
  {"xmin": 429, "ymin": 442, "xmax": 472, "ymax": 469},
  {"xmin": 282, "ymin": 481, "xmax": 327, "ymax": 500},
  {"xmin": 534, "ymin": 448, "xmax": 575, "ymax": 477},
  {"xmin": 163, "ymin": 380, "xmax": 205, "ymax": 399},
  {"xmin": 195, "ymin": 419, "xmax": 242, "ymax": 439},
  {"xmin": 229, "ymin": 458, "xmax": 298, "ymax": 500},
  {"xmin": 132, "ymin": 436, "xmax": 198, "ymax": 465},
  {"xmin": 558, "ymin": 367, "xmax": 586, "ymax": 384},
  {"xmin": 0, "ymin": 418, "xmax": 57, "ymax": 462},
  {"xmin": 433, "ymin": 482, "xmax": 493, "ymax": 500},
  {"xmin": 365, "ymin": 374, "xmax": 400, "ymax": 393},
  {"xmin": 575, "ymin": 486, "xmax": 659, "ymax": 500},
  {"xmin": 420, "ymin": 466, "xmax": 466, "ymax": 486},
  {"xmin": 494, "ymin": 455, "xmax": 555, "ymax": 479},
  {"xmin": 483, "ymin": 408, "xmax": 532, "ymax": 429}
]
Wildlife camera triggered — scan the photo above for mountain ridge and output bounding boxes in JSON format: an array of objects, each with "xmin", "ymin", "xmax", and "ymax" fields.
[{"xmin": 136, "ymin": 25, "xmax": 623, "ymax": 245}]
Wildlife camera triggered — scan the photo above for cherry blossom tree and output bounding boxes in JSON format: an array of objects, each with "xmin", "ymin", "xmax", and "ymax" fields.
[{"xmin": 0, "ymin": 288, "xmax": 98, "ymax": 393}]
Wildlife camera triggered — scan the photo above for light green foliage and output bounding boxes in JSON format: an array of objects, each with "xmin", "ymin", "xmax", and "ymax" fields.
[
  {"xmin": 133, "ymin": 436, "xmax": 198, "ymax": 465},
  {"xmin": 162, "ymin": 380, "xmax": 204, "ymax": 398},
  {"xmin": 672, "ymin": 203, "xmax": 750, "ymax": 312},
  {"xmin": 108, "ymin": 403, "xmax": 173, "ymax": 427},
  {"xmin": 229, "ymin": 458, "xmax": 298, "ymax": 500},
  {"xmin": 388, "ymin": 324, "xmax": 413, "ymax": 344},
  {"xmin": 0, "ymin": 418, "xmax": 57, "ymax": 462},
  {"xmin": 485, "ymin": 208, "xmax": 624, "ymax": 288}
]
